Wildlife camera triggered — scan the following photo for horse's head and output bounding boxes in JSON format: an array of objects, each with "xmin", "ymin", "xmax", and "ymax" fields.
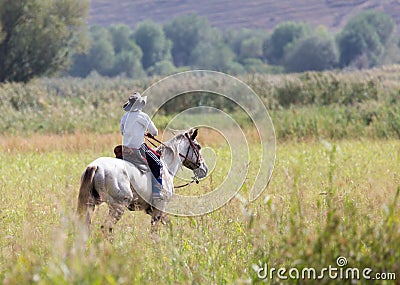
[{"xmin": 178, "ymin": 128, "xmax": 208, "ymax": 179}]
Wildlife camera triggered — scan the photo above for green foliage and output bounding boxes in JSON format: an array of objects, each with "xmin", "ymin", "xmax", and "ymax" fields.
[
  {"xmin": 108, "ymin": 24, "xmax": 135, "ymax": 54},
  {"xmin": 133, "ymin": 20, "xmax": 172, "ymax": 70},
  {"xmin": 87, "ymin": 27, "xmax": 116, "ymax": 75},
  {"xmin": 2, "ymin": 6, "xmax": 400, "ymax": 80},
  {"xmin": 146, "ymin": 60, "xmax": 176, "ymax": 76},
  {"xmin": 239, "ymin": 37, "xmax": 264, "ymax": 60},
  {"xmin": 0, "ymin": 0, "xmax": 89, "ymax": 82},
  {"xmin": 271, "ymin": 103, "xmax": 400, "ymax": 140},
  {"xmin": 2, "ymin": 65, "xmax": 400, "ymax": 141},
  {"xmin": 337, "ymin": 10, "xmax": 396, "ymax": 68},
  {"xmin": 164, "ymin": 14, "xmax": 217, "ymax": 67},
  {"xmin": 69, "ymin": 25, "xmax": 145, "ymax": 78},
  {"xmin": 0, "ymin": 21, "xmax": 5, "ymax": 43},
  {"xmin": 0, "ymin": 76, "xmax": 150, "ymax": 135},
  {"xmin": 224, "ymin": 28, "xmax": 267, "ymax": 63},
  {"xmin": 241, "ymin": 58, "xmax": 273, "ymax": 74},
  {"xmin": 111, "ymin": 49, "xmax": 146, "ymax": 78},
  {"xmin": 284, "ymin": 33, "xmax": 338, "ymax": 72},
  {"xmin": 63, "ymin": 11, "xmax": 398, "ymax": 78},
  {"xmin": 189, "ymin": 41, "xmax": 236, "ymax": 72},
  {"xmin": 263, "ymin": 21, "xmax": 311, "ymax": 65}
]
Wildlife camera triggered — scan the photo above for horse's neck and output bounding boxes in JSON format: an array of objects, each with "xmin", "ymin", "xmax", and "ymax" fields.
[{"xmin": 159, "ymin": 136, "xmax": 184, "ymax": 177}]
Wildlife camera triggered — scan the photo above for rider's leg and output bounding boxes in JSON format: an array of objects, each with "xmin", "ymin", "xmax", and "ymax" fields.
[
  {"xmin": 121, "ymin": 146, "xmax": 149, "ymax": 172},
  {"xmin": 141, "ymin": 144, "xmax": 164, "ymax": 199},
  {"xmin": 151, "ymin": 175, "xmax": 163, "ymax": 199}
]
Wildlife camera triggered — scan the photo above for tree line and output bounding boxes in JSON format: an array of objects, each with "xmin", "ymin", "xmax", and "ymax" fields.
[{"xmin": 1, "ymin": 0, "xmax": 399, "ymax": 83}]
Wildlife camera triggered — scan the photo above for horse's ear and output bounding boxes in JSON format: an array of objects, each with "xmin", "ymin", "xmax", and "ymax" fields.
[{"xmin": 190, "ymin": 128, "xmax": 198, "ymax": 140}]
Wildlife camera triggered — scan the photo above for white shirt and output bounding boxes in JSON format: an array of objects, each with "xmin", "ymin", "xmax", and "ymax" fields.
[{"xmin": 120, "ymin": 110, "xmax": 158, "ymax": 148}]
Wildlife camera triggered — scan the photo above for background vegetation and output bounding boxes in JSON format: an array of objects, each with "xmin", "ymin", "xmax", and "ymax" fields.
[
  {"xmin": 67, "ymin": 11, "xmax": 400, "ymax": 78},
  {"xmin": 1, "ymin": 65, "xmax": 400, "ymax": 141},
  {"xmin": 1, "ymin": 0, "xmax": 400, "ymax": 82},
  {"xmin": 1, "ymin": 1, "xmax": 399, "ymax": 284},
  {"xmin": 0, "ymin": 135, "xmax": 398, "ymax": 284},
  {"xmin": 0, "ymin": 0, "xmax": 89, "ymax": 82}
]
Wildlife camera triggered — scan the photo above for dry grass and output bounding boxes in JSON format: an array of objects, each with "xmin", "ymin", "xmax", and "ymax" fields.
[
  {"xmin": 0, "ymin": 127, "xmax": 262, "ymax": 154},
  {"xmin": 0, "ymin": 132, "xmax": 121, "ymax": 153},
  {"xmin": 0, "ymin": 133, "xmax": 399, "ymax": 284}
]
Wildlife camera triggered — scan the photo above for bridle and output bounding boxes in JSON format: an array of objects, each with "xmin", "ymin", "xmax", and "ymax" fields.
[
  {"xmin": 145, "ymin": 133, "xmax": 203, "ymax": 188},
  {"xmin": 181, "ymin": 133, "xmax": 202, "ymax": 170}
]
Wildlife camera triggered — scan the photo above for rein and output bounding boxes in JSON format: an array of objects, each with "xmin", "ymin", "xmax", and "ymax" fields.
[{"xmin": 145, "ymin": 133, "xmax": 201, "ymax": 188}]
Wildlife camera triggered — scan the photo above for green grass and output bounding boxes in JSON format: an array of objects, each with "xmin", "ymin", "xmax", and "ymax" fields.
[
  {"xmin": 0, "ymin": 138, "xmax": 398, "ymax": 284},
  {"xmin": 1, "ymin": 67, "xmax": 400, "ymax": 283},
  {"xmin": 1, "ymin": 66, "xmax": 400, "ymax": 140}
]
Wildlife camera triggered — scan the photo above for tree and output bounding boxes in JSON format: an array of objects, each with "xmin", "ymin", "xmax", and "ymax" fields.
[
  {"xmin": 241, "ymin": 58, "xmax": 272, "ymax": 73},
  {"xmin": 188, "ymin": 41, "xmax": 236, "ymax": 72},
  {"xmin": 89, "ymin": 37, "xmax": 116, "ymax": 76},
  {"xmin": 284, "ymin": 34, "xmax": 338, "ymax": 72},
  {"xmin": 263, "ymin": 21, "xmax": 310, "ymax": 65},
  {"xmin": 134, "ymin": 21, "xmax": 171, "ymax": 70},
  {"xmin": 0, "ymin": 0, "xmax": 89, "ymax": 82},
  {"xmin": 224, "ymin": 28, "xmax": 267, "ymax": 62},
  {"xmin": 69, "ymin": 25, "xmax": 115, "ymax": 77},
  {"xmin": 69, "ymin": 24, "xmax": 145, "ymax": 78},
  {"xmin": 239, "ymin": 37, "xmax": 264, "ymax": 60},
  {"xmin": 112, "ymin": 50, "xmax": 146, "ymax": 78},
  {"xmin": 108, "ymin": 24, "xmax": 135, "ymax": 54},
  {"xmin": 337, "ymin": 10, "xmax": 396, "ymax": 68},
  {"xmin": 147, "ymin": 60, "xmax": 176, "ymax": 76},
  {"xmin": 108, "ymin": 24, "xmax": 145, "ymax": 77},
  {"xmin": 164, "ymin": 14, "xmax": 215, "ymax": 67}
]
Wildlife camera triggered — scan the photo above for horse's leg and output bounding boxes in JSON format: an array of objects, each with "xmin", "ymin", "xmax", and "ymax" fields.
[
  {"xmin": 85, "ymin": 203, "xmax": 96, "ymax": 230},
  {"xmin": 102, "ymin": 203, "xmax": 125, "ymax": 235},
  {"xmin": 150, "ymin": 198, "xmax": 168, "ymax": 233},
  {"xmin": 150, "ymin": 210, "xmax": 161, "ymax": 239},
  {"xmin": 100, "ymin": 176, "xmax": 132, "ymax": 236}
]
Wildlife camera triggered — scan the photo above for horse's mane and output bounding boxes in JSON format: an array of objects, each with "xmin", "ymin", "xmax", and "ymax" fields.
[{"xmin": 157, "ymin": 132, "xmax": 186, "ymax": 163}]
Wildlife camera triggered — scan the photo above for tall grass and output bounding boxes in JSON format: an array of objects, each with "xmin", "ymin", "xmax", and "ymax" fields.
[
  {"xmin": 0, "ymin": 137, "xmax": 398, "ymax": 284},
  {"xmin": 272, "ymin": 103, "xmax": 400, "ymax": 140},
  {"xmin": 1, "ymin": 66, "xmax": 400, "ymax": 139},
  {"xmin": 1, "ymin": 67, "xmax": 399, "ymax": 283}
]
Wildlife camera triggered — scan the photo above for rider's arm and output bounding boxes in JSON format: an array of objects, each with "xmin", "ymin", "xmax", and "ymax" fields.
[
  {"xmin": 120, "ymin": 112, "xmax": 127, "ymax": 135},
  {"xmin": 147, "ymin": 119, "xmax": 158, "ymax": 137},
  {"xmin": 138, "ymin": 112, "xmax": 158, "ymax": 137}
]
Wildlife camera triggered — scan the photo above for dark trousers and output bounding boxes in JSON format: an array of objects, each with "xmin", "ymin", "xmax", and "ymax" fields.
[{"xmin": 140, "ymin": 144, "xmax": 162, "ymax": 183}]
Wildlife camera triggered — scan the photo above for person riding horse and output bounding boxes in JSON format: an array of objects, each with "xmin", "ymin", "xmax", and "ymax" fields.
[{"xmin": 120, "ymin": 92, "xmax": 164, "ymax": 201}]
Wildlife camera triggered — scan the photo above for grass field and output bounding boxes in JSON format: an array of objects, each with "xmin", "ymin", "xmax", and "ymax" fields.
[
  {"xmin": 1, "ymin": 66, "xmax": 399, "ymax": 283},
  {"xmin": 0, "ymin": 133, "xmax": 399, "ymax": 284}
]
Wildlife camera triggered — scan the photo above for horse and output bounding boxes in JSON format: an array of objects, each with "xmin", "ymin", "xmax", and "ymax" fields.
[{"xmin": 77, "ymin": 128, "xmax": 208, "ymax": 234}]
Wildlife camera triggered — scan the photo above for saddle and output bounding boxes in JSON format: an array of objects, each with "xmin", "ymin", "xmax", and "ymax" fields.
[
  {"xmin": 113, "ymin": 145, "xmax": 160, "ymax": 159},
  {"xmin": 114, "ymin": 145, "xmax": 123, "ymax": 159},
  {"xmin": 114, "ymin": 145, "xmax": 161, "ymax": 179}
]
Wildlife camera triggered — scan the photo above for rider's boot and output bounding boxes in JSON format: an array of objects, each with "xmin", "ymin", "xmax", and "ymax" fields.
[
  {"xmin": 151, "ymin": 176, "xmax": 167, "ymax": 216},
  {"xmin": 151, "ymin": 175, "xmax": 164, "ymax": 200}
]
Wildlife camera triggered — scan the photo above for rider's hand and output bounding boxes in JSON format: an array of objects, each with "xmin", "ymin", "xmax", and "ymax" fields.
[{"xmin": 146, "ymin": 132, "xmax": 154, "ymax": 138}]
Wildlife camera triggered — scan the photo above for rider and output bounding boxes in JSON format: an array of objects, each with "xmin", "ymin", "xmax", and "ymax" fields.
[{"xmin": 120, "ymin": 92, "xmax": 164, "ymax": 200}]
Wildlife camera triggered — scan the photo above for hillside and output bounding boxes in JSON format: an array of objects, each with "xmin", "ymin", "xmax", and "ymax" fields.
[{"xmin": 89, "ymin": 0, "xmax": 400, "ymax": 32}]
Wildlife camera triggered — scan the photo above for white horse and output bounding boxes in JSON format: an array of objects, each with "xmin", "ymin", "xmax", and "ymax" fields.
[{"xmin": 77, "ymin": 128, "xmax": 208, "ymax": 233}]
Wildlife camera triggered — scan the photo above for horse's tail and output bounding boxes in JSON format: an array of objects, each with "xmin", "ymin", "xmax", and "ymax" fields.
[{"xmin": 77, "ymin": 165, "xmax": 97, "ymax": 217}]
